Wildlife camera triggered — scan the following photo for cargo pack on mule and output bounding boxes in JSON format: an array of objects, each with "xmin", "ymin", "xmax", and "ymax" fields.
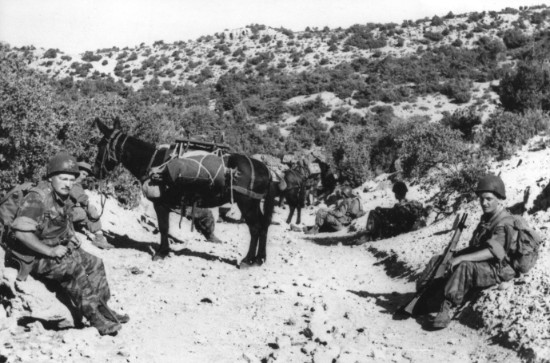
[
  {"xmin": 0, "ymin": 182, "xmax": 45, "ymax": 281},
  {"xmin": 94, "ymin": 118, "xmax": 276, "ymax": 265}
]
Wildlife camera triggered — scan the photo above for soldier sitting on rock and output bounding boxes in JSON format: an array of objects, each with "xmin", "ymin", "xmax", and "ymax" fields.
[
  {"xmin": 70, "ymin": 162, "xmax": 114, "ymax": 250},
  {"xmin": 415, "ymin": 175, "xmax": 536, "ymax": 329},
  {"xmin": 362, "ymin": 181, "xmax": 428, "ymax": 242},
  {"xmin": 7, "ymin": 152, "xmax": 128, "ymax": 336},
  {"xmin": 296, "ymin": 186, "xmax": 365, "ymax": 234}
]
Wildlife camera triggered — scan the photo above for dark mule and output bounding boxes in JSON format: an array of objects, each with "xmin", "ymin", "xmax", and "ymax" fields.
[
  {"xmin": 93, "ymin": 118, "xmax": 277, "ymax": 266},
  {"xmin": 281, "ymin": 162, "xmax": 317, "ymax": 225}
]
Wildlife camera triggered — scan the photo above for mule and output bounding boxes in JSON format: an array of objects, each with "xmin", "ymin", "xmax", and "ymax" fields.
[
  {"xmin": 93, "ymin": 118, "xmax": 276, "ymax": 266},
  {"xmin": 281, "ymin": 162, "xmax": 318, "ymax": 225}
]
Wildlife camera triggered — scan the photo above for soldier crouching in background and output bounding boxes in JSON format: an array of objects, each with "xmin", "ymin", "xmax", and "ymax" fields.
[
  {"xmin": 7, "ymin": 152, "xmax": 128, "ymax": 336},
  {"xmin": 299, "ymin": 186, "xmax": 365, "ymax": 234},
  {"xmin": 70, "ymin": 161, "xmax": 114, "ymax": 250}
]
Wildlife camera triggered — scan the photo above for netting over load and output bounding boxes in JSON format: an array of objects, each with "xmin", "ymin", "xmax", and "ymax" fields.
[{"xmin": 165, "ymin": 154, "xmax": 227, "ymax": 189}]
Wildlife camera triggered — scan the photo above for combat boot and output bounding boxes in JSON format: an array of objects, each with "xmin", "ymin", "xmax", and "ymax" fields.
[
  {"xmin": 205, "ymin": 234, "xmax": 222, "ymax": 244},
  {"xmin": 92, "ymin": 233, "xmax": 114, "ymax": 250},
  {"xmin": 432, "ymin": 299, "xmax": 454, "ymax": 329},
  {"xmin": 89, "ymin": 310, "xmax": 121, "ymax": 336},
  {"xmin": 304, "ymin": 226, "xmax": 319, "ymax": 235},
  {"xmin": 99, "ymin": 303, "xmax": 130, "ymax": 324}
]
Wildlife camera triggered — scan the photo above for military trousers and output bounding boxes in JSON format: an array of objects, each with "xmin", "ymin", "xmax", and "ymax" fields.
[
  {"xmin": 72, "ymin": 206, "xmax": 102, "ymax": 234},
  {"xmin": 315, "ymin": 209, "xmax": 345, "ymax": 232},
  {"xmin": 32, "ymin": 248, "xmax": 111, "ymax": 318},
  {"xmin": 419, "ymin": 253, "xmax": 515, "ymax": 307}
]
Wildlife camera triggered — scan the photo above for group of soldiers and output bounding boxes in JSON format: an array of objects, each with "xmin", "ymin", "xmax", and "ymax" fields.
[{"xmin": 1, "ymin": 150, "xmax": 538, "ymax": 336}]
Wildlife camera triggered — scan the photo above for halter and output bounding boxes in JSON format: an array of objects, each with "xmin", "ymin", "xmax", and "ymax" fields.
[{"xmin": 98, "ymin": 130, "xmax": 129, "ymax": 177}]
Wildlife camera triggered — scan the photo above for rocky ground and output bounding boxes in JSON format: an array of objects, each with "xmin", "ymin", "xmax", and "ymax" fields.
[{"xmin": 2, "ymin": 141, "xmax": 550, "ymax": 363}]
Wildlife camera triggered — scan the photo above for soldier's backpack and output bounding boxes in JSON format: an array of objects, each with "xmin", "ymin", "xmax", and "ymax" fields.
[
  {"xmin": 501, "ymin": 215, "xmax": 542, "ymax": 274},
  {"xmin": 0, "ymin": 182, "xmax": 45, "ymax": 281},
  {"xmin": 0, "ymin": 182, "xmax": 37, "ymax": 243}
]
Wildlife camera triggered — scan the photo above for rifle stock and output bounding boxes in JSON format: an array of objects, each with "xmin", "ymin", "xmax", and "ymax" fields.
[{"xmin": 400, "ymin": 213, "xmax": 468, "ymax": 316}]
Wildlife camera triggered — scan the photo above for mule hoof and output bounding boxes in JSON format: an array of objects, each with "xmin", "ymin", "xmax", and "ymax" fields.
[
  {"xmin": 255, "ymin": 258, "xmax": 265, "ymax": 266},
  {"xmin": 152, "ymin": 250, "xmax": 170, "ymax": 261},
  {"xmin": 239, "ymin": 257, "xmax": 256, "ymax": 267}
]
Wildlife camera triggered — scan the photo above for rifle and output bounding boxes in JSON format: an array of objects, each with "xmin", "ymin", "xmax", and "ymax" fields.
[{"xmin": 399, "ymin": 213, "xmax": 468, "ymax": 316}]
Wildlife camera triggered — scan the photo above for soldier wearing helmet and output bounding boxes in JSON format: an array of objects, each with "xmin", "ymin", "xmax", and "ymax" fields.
[
  {"xmin": 70, "ymin": 161, "xmax": 114, "ymax": 250},
  {"xmin": 414, "ymin": 174, "xmax": 520, "ymax": 329},
  {"xmin": 299, "ymin": 185, "xmax": 365, "ymax": 234},
  {"xmin": 9, "ymin": 152, "xmax": 128, "ymax": 336}
]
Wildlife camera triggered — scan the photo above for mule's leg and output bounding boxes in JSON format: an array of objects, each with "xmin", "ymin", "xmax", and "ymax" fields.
[
  {"xmin": 296, "ymin": 206, "xmax": 302, "ymax": 225},
  {"xmin": 153, "ymin": 203, "xmax": 171, "ymax": 261},
  {"xmin": 237, "ymin": 198, "xmax": 262, "ymax": 266},
  {"xmin": 286, "ymin": 205, "xmax": 295, "ymax": 224}
]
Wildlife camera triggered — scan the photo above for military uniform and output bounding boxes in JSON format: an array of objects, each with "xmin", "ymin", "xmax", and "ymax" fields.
[
  {"xmin": 184, "ymin": 206, "xmax": 218, "ymax": 241},
  {"xmin": 312, "ymin": 196, "xmax": 364, "ymax": 232},
  {"xmin": 70, "ymin": 183, "xmax": 102, "ymax": 235},
  {"xmin": 11, "ymin": 181, "xmax": 113, "ymax": 321},
  {"xmin": 419, "ymin": 207, "xmax": 516, "ymax": 307}
]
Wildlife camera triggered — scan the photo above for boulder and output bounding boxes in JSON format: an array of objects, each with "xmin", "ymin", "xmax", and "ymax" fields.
[{"xmin": 1, "ymin": 248, "xmax": 75, "ymax": 329}]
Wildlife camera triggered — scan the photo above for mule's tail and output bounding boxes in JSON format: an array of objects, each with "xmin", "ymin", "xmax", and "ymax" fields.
[{"xmin": 262, "ymin": 178, "xmax": 277, "ymax": 228}]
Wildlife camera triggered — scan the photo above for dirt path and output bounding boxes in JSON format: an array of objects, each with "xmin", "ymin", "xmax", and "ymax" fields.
[{"xmin": 3, "ymin": 205, "xmax": 522, "ymax": 363}]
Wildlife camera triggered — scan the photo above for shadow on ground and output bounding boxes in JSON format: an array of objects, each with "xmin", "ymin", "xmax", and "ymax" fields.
[{"xmin": 103, "ymin": 230, "xmax": 238, "ymax": 267}]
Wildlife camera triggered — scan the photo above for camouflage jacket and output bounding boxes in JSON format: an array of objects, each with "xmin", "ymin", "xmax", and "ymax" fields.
[{"xmin": 11, "ymin": 181, "xmax": 76, "ymax": 248}]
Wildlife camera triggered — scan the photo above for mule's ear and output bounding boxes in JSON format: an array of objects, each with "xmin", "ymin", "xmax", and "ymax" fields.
[
  {"xmin": 112, "ymin": 116, "xmax": 122, "ymax": 131},
  {"xmin": 95, "ymin": 118, "xmax": 111, "ymax": 135}
]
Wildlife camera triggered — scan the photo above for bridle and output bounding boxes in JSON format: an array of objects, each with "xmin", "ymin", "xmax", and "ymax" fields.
[{"xmin": 97, "ymin": 130, "xmax": 129, "ymax": 178}]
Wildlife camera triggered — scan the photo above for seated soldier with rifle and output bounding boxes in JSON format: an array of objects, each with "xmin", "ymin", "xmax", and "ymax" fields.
[
  {"xmin": 5, "ymin": 152, "xmax": 128, "ymax": 336},
  {"xmin": 405, "ymin": 174, "xmax": 540, "ymax": 329}
]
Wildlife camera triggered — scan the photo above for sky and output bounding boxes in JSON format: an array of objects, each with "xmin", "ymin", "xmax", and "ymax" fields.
[{"xmin": 0, "ymin": 0, "xmax": 548, "ymax": 54}]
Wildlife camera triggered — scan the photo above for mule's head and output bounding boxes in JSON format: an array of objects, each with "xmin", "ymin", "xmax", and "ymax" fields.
[{"xmin": 93, "ymin": 117, "xmax": 123, "ymax": 179}]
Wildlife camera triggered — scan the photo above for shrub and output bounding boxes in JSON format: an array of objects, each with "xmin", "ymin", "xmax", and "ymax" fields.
[
  {"xmin": 502, "ymin": 28, "xmax": 529, "ymax": 49},
  {"xmin": 431, "ymin": 15, "xmax": 444, "ymax": 26},
  {"xmin": 82, "ymin": 51, "xmax": 102, "ymax": 62},
  {"xmin": 345, "ymin": 25, "xmax": 387, "ymax": 49},
  {"xmin": 481, "ymin": 110, "xmax": 550, "ymax": 159},
  {"xmin": 398, "ymin": 122, "xmax": 466, "ymax": 179},
  {"xmin": 325, "ymin": 125, "xmax": 372, "ymax": 187},
  {"xmin": 440, "ymin": 79, "xmax": 472, "ymax": 104},
  {"xmin": 101, "ymin": 60, "xmax": 108, "ymax": 66},
  {"xmin": 424, "ymin": 31, "xmax": 444, "ymax": 42},
  {"xmin": 43, "ymin": 48, "xmax": 58, "ymax": 59},
  {"xmin": 498, "ymin": 61, "xmax": 550, "ymax": 112},
  {"xmin": 440, "ymin": 106, "xmax": 482, "ymax": 140}
]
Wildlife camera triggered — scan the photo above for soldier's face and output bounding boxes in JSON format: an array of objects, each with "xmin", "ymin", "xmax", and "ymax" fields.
[
  {"xmin": 478, "ymin": 192, "xmax": 500, "ymax": 215},
  {"xmin": 50, "ymin": 173, "xmax": 76, "ymax": 197}
]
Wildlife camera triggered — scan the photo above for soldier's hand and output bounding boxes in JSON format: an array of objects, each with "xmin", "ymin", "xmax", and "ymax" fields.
[{"xmin": 49, "ymin": 245, "xmax": 68, "ymax": 258}]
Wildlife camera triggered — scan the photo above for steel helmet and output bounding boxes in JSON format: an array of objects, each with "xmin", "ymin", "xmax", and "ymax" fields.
[
  {"xmin": 46, "ymin": 152, "xmax": 80, "ymax": 177},
  {"xmin": 475, "ymin": 174, "xmax": 506, "ymax": 200},
  {"xmin": 392, "ymin": 181, "xmax": 408, "ymax": 196},
  {"xmin": 341, "ymin": 186, "xmax": 354, "ymax": 198},
  {"xmin": 77, "ymin": 161, "xmax": 93, "ymax": 175}
]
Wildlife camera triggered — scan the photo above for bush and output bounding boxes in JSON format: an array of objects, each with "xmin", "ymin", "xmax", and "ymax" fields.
[
  {"xmin": 481, "ymin": 110, "xmax": 550, "ymax": 159},
  {"xmin": 398, "ymin": 122, "xmax": 466, "ymax": 179},
  {"xmin": 440, "ymin": 79, "xmax": 472, "ymax": 104},
  {"xmin": 502, "ymin": 28, "xmax": 529, "ymax": 49},
  {"xmin": 325, "ymin": 125, "xmax": 372, "ymax": 187},
  {"xmin": 345, "ymin": 25, "xmax": 387, "ymax": 49},
  {"xmin": 440, "ymin": 106, "xmax": 482, "ymax": 140},
  {"xmin": 43, "ymin": 48, "xmax": 58, "ymax": 59},
  {"xmin": 81, "ymin": 51, "xmax": 102, "ymax": 62},
  {"xmin": 424, "ymin": 31, "xmax": 444, "ymax": 42},
  {"xmin": 498, "ymin": 61, "xmax": 550, "ymax": 112}
]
